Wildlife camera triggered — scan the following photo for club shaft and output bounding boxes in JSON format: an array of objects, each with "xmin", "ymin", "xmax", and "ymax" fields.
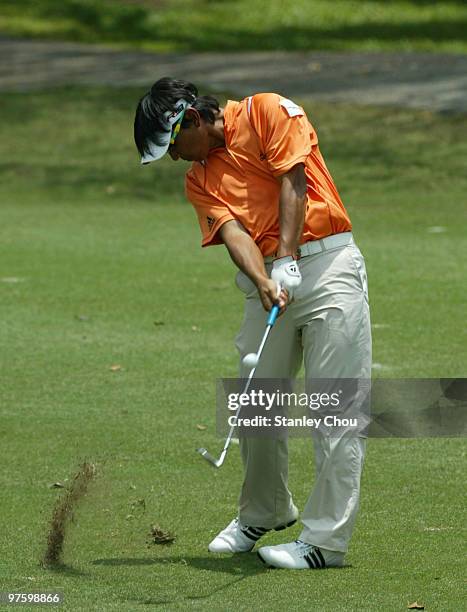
[
  {"xmin": 221, "ymin": 321, "xmax": 274, "ymax": 453},
  {"xmin": 198, "ymin": 304, "xmax": 279, "ymax": 467}
]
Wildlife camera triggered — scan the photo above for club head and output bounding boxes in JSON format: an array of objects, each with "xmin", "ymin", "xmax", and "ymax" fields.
[{"xmin": 196, "ymin": 447, "xmax": 223, "ymax": 468}]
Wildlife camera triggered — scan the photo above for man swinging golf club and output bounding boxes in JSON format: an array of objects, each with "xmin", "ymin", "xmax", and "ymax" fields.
[{"xmin": 134, "ymin": 78, "xmax": 372, "ymax": 570}]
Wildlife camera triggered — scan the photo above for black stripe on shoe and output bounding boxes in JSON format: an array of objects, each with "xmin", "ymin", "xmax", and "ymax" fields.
[
  {"xmin": 241, "ymin": 528, "xmax": 264, "ymax": 541},
  {"xmin": 247, "ymin": 526, "xmax": 269, "ymax": 536},
  {"xmin": 275, "ymin": 518, "xmax": 297, "ymax": 532},
  {"xmin": 303, "ymin": 548, "xmax": 326, "ymax": 569},
  {"xmin": 241, "ymin": 529, "xmax": 260, "ymax": 541},
  {"xmin": 304, "ymin": 552, "xmax": 317, "ymax": 569},
  {"xmin": 315, "ymin": 547, "xmax": 326, "ymax": 568},
  {"xmin": 310, "ymin": 549, "xmax": 324, "ymax": 569}
]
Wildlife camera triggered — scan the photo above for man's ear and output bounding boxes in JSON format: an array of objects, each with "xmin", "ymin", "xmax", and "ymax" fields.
[{"xmin": 185, "ymin": 107, "xmax": 201, "ymax": 127}]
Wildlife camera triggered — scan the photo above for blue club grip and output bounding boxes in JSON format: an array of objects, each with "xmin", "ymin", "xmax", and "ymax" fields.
[{"xmin": 267, "ymin": 304, "xmax": 280, "ymax": 326}]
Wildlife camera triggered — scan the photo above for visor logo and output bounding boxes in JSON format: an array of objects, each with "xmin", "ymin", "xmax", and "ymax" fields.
[{"xmin": 168, "ymin": 104, "xmax": 185, "ymax": 120}]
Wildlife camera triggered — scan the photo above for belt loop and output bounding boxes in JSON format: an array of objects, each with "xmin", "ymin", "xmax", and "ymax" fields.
[{"xmin": 319, "ymin": 239, "xmax": 326, "ymax": 252}]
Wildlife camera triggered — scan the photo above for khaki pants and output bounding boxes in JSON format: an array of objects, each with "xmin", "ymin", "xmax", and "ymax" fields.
[{"xmin": 234, "ymin": 235, "xmax": 371, "ymax": 553}]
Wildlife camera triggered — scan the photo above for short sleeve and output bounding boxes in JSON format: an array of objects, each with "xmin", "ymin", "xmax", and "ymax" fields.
[
  {"xmin": 249, "ymin": 93, "xmax": 313, "ymax": 177},
  {"xmin": 185, "ymin": 170, "xmax": 235, "ymax": 247}
]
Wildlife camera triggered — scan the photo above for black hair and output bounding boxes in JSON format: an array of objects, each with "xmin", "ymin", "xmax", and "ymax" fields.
[{"xmin": 133, "ymin": 77, "xmax": 220, "ymax": 157}]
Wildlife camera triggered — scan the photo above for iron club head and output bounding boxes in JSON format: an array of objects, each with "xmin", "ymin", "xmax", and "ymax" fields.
[{"xmin": 196, "ymin": 447, "xmax": 224, "ymax": 468}]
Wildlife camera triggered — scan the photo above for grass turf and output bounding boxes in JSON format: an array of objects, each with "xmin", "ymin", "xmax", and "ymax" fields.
[
  {"xmin": 0, "ymin": 87, "xmax": 466, "ymax": 610},
  {"xmin": 1, "ymin": 0, "xmax": 467, "ymax": 53}
]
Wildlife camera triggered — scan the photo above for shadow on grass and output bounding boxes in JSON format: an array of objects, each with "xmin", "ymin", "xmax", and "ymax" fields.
[
  {"xmin": 92, "ymin": 553, "xmax": 262, "ymax": 575},
  {"xmin": 41, "ymin": 562, "xmax": 88, "ymax": 577},
  {"xmin": 134, "ymin": 573, "xmax": 254, "ymax": 606},
  {"xmin": 93, "ymin": 554, "xmax": 263, "ymax": 604},
  {"xmin": 93, "ymin": 555, "xmax": 352, "ymax": 605}
]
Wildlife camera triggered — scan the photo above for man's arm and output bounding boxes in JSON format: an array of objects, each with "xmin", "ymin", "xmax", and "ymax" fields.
[
  {"xmin": 219, "ymin": 220, "xmax": 288, "ymax": 313},
  {"xmin": 277, "ymin": 163, "xmax": 307, "ymax": 258}
]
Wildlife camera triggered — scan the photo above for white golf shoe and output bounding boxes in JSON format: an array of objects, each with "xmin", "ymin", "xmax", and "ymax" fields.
[
  {"xmin": 257, "ymin": 540, "xmax": 345, "ymax": 569},
  {"xmin": 208, "ymin": 511, "xmax": 299, "ymax": 554}
]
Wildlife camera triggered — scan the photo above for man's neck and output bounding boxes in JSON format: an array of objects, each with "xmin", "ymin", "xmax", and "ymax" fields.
[{"xmin": 207, "ymin": 108, "xmax": 226, "ymax": 151}]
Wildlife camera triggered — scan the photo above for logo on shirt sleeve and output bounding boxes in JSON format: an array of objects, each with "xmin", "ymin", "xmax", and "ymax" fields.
[
  {"xmin": 207, "ymin": 216, "xmax": 215, "ymax": 230},
  {"xmin": 279, "ymin": 98, "xmax": 304, "ymax": 117}
]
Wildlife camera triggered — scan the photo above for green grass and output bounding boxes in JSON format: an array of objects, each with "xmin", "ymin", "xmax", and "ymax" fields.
[
  {"xmin": 0, "ymin": 87, "xmax": 466, "ymax": 610},
  {"xmin": 1, "ymin": 0, "xmax": 467, "ymax": 53}
]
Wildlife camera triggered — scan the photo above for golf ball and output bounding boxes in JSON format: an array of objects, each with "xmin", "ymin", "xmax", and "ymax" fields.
[{"xmin": 243, "ymin": 353, "xmax": 259, "ymax": 368}]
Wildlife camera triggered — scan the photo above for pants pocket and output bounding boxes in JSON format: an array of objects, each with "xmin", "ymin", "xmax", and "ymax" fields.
[
  {"xmin": 235, "ymin": 270, "xmax": 258, "ymax": 298},
  {"xmin": 347, "ymin": 246, "xmax": 369, "ymax": 302}
]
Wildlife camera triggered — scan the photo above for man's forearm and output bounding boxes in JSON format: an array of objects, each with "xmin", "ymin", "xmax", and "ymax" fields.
[
  {"xmin": 219, "ymin": 219, "xmax": 290, "ymax": 313},
  {"xmin": 277, "ymin": 164, "xmax": 307, "ymax": 258},
  {"xmin": 221, "ymin": 223, "xmax": 268, "ymax": 285}
]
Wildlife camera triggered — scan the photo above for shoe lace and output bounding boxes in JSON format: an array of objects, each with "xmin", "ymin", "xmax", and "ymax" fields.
[{"xmin": 295, "ymin": 539, "xmax": 313, "ymax": 555}]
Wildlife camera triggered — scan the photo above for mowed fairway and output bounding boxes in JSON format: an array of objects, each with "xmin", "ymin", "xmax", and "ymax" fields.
[{"xmin": 0, "ymin": 88, "xmax": 466, "ymax": 610}]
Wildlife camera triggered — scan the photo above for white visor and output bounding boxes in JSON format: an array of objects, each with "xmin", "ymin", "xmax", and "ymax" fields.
[{"xmin": 141, "ymin": 98, "xmax": 191, "ymax": 165}]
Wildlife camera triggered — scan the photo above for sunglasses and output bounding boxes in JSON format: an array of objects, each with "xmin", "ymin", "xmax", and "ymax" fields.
[{"xmin": 170, "ymin": 109, "xmax": 187, "ymax": 146}]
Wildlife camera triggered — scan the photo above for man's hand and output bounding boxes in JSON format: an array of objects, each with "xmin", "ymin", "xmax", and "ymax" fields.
[
  {"xmin": 271, "ymin": 256, "xmax": 302, "ymax": 300},
  {"xmin": 257, "ymin": 277, "xmax": 289, "ymax": 314}
]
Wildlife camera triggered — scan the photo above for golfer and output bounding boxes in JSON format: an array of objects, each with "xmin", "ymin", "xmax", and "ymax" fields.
[{"xmin": 134, "ymin": 78, "xmax": 371, "ymax": 569}]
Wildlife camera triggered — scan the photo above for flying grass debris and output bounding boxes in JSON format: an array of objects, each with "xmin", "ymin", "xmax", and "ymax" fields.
[
  {"xmin": 148, "ymin": 524, "xmax": 176, "ymax": 545},
  {"xmin": 42, "ymin": 462, "xmax": 96, "ymax": 567}
]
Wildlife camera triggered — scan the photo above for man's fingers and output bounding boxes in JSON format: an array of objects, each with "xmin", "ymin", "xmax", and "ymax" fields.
[
  {"xmin": 258, "ymin": 278, "xmax": 290, "ymax": 313},
  {"xmin": 273, "ymin": 288, "xmax": 288, "ymax": 316},
  {"xmin": 260, "ymin": 293, "xmax": 274, "ymax": 312}
]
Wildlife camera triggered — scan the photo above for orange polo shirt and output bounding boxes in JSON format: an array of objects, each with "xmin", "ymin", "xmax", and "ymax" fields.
[{"xmin": 185, "ymin": 93, "xmax": 351, "ymax": 256}]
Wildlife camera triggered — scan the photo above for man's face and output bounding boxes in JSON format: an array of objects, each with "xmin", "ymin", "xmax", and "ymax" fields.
[{"xmin": 168, "ymin": 110, "xmax": 210, "ymax": 162}]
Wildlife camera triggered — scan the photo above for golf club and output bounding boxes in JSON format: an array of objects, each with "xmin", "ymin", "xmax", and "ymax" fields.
[{"xmin": 197, "ymin": 303, "xmax": 280, "ymax": 468}]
